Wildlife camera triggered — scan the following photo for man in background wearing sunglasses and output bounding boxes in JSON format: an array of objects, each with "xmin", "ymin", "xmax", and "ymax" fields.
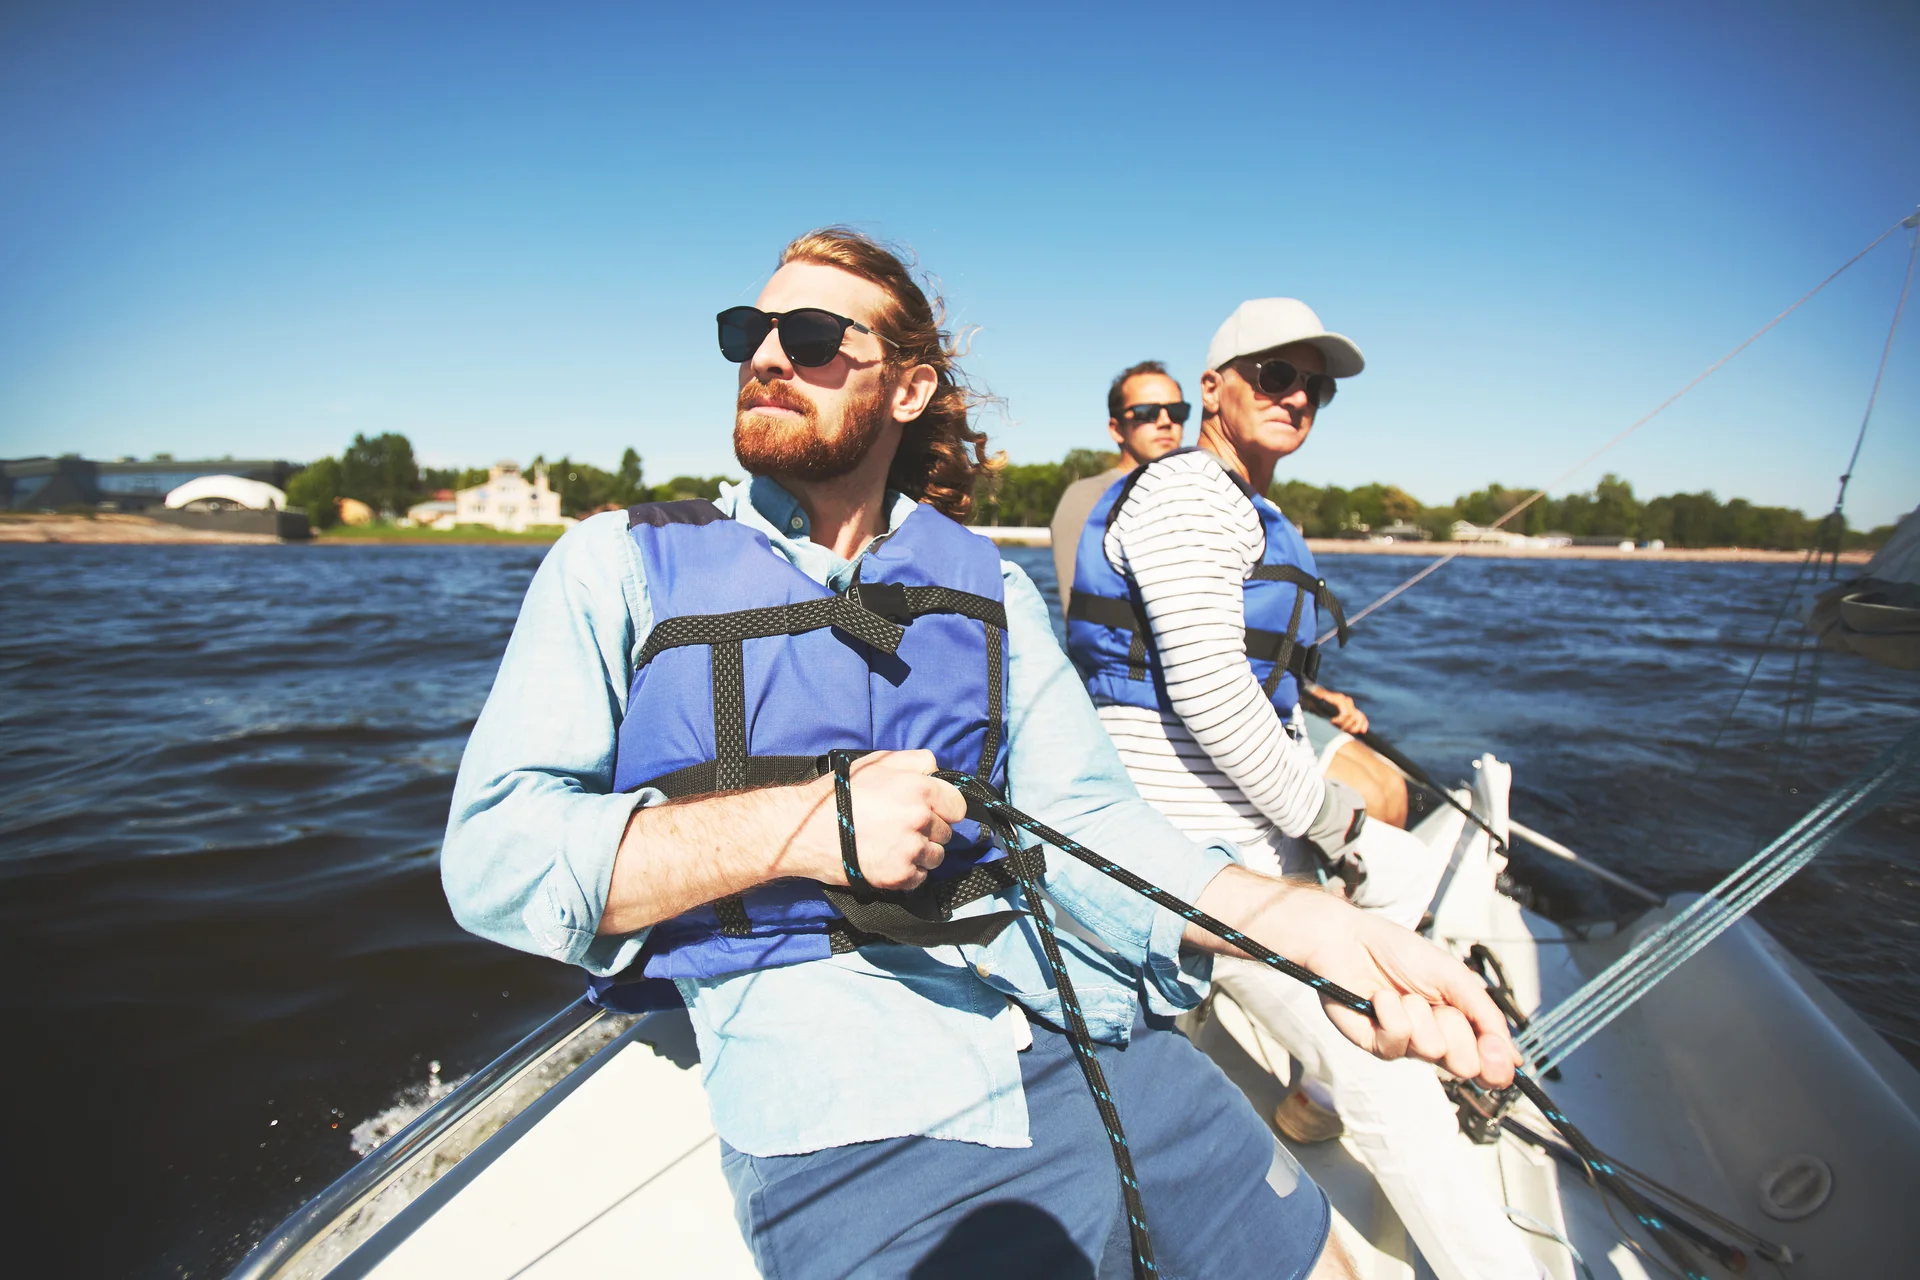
[
  {"xmin": 443, "ymin": 238, "xmax": 1521, "ymax": 1280},
  {"xmin": 1069, "ymin": 298, "xmax": 1547, "ymax": 1280},
  {"xmin": 1049, "ymin": 360, "xmax": 1189, "ymax": 614}
]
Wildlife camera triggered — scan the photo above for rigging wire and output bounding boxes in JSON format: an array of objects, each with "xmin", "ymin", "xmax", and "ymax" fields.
[
  {"xmin": 1322, "ymin": 213, "xmax": 1918, "ymax": 643},
  {"xmin": 1699, "ymin": 220, "xmax": 1916, "ymax": 781},
  {"xmin": 1516, "ymin": 720, "xmax": 1920, "ymax": 1070}
]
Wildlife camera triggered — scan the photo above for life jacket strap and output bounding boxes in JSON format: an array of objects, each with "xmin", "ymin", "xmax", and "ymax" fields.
[
  {"xmin": 1069, "ymin": 588, "xmax": 1337, "ymax": 688},
  {"xmin": 639, "ymin": 585, "xmax": 1007, "ymax": 667},
  {"xmin": 1065, "ymin": 591, "xmax": 1153, "ymax": 680},
  {"xmin": 1248, "ymin": 564, "xmax": 1350, "ymax": 646},
  {"xmin": 820, "ymin": 842, "xmax": 1047, "ymax": 953},
  {"xmin": 630, "ymin": 562, "xmax": 1011, "ymax": 947}
]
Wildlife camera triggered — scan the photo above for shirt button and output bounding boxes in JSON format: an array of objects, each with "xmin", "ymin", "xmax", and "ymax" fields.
[
  {"xmin": 973, "ymin": 962, "xmax": 992, "ymax": 979},
  {"xmin": 789, "ymin": 515, "xmax": 804, "ymax": 530}
]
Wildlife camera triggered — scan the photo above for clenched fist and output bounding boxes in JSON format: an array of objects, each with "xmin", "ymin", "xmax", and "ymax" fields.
[{"xmin": 793, "ymin": 750, "xmax": 969, "ymax": 892}]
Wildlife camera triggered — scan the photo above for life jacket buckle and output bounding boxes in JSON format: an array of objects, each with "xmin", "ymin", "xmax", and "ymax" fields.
[{"xmin": 849, "ymin": 580, "xmax": 914, "ymax": 624}]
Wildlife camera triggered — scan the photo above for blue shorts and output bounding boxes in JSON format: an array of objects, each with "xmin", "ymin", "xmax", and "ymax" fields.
[{"xmin": 719, "ymin": 1007, "xmax": 1330, "ymax": 1280}]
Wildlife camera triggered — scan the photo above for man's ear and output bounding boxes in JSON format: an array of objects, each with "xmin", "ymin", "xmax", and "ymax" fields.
[
  {"xmin": 1199, "ymin": 367, "xmax": 1224, "ymax": 415},
  {"xmin": 1107, "ymin": 419, "xmax": 1127, "ymax": 449},
  {"xmin": 892, "ymin": 365, "xmax": 939, "ymax": 424}
]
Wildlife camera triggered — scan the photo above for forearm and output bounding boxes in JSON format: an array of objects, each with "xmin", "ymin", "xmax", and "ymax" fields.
[
  {"xmin": 1181, "ymin": 863, "xmax": 1334, "ymax": 960},
  {"xmin": 598, "ymin": 778, "xmax": 834, "ymax": 935}
]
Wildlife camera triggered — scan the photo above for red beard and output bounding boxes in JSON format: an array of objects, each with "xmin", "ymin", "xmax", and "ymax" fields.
[{"xmin": 734, "ymin": 377, "xmax": 888, "ymax": 481}]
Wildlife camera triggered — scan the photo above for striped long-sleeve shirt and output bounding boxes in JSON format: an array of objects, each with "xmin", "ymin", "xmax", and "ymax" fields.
[{"xmin": 1096, "ymin": 449, "xmax": 1327, "ymax": 847}]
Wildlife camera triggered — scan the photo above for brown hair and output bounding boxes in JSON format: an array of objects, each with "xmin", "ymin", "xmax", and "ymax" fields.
[
  {"xmin": 1106, "ymin": 360, "xmax": 1176, "ymax": 419},
  {"xmin": 778, "ymin": 227, "xmax": 1000, "ymax": 522}
]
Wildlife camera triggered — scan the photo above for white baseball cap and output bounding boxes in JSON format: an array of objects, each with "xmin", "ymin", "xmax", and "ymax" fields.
[{"xmin": 1205, "ymin": 298, "xmax": 1365, "ymax": 378}]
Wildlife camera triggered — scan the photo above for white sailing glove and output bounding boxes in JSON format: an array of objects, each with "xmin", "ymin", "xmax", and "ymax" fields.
[{"xmin": 1305, "ymin": 778, "xmax": 1369, "ymax": 894}]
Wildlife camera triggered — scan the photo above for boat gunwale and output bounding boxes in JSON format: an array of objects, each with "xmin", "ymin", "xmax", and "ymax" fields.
[{"xmin": 226, "ymin": 996, "xmax": 612, "ymax": 1280}]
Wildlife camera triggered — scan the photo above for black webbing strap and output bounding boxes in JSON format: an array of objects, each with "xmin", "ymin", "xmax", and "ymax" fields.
[
  {"xmin": 821, "ymin": 843, "xmax": 1048, "ymax": 954},
  {"xmin": 815, "ymin": 750, "xmax": 1028, "ymax": 949},
  {"xmin": 640, "ymin": 585, "xmax": 1008, "ymax": 669},
  {"xmin": 711, "ymin": 640, "xmax": 748, "ymax": 791},
  {"xmin": 639, "ymin": 756, "xmax": 826, "ymax": 801},
  {"xmin": 977, "ymin": 622, "xmax": 1004, "ymax": 779},
  {"xmin": 1070, "ymin": 589, "xmax": 1330, "ymax": 689},
  {"xmin": 1248, "ymin": 563, "xmax": 1350, "ymax": 647},
  {"xmin": 641, "ymin": 596, "xmax": 908, "ymax": 665},
  {"xmin": 1264, "ymin": 580, "xmax": 1310, "ymax": 700},
  {"xmin": 1066, "ymin": 591, "xmax": 1153, "ymax": 682},
  {"xmin": 634, "ymin": 580, "xmax": 1011, "ymax": 948}
]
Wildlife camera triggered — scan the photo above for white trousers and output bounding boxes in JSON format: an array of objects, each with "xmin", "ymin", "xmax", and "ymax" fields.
[{"xmin": 1217, "ymin": 820, "xmax": 1546, "ymax": 1280}]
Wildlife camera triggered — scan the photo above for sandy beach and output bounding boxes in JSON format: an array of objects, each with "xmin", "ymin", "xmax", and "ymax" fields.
[
  {"xmin": 1302, "ymin": 538, "xmax": 1872, "ymax": 564},
  {"xmin": 0, "ymin": 513, "xmax": 282, "ymax": 544},
  {"xmin": 973, "ymin": 526, "xmax": 1870, "ymax": 564}
]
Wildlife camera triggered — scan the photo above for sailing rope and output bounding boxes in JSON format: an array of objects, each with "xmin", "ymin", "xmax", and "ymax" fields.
[
  {"xmin": 1324, "ymin": 212, "xmax": 1918, "ymax": 642},
  {"xmin": 1516, "ymin": 721, "xmax": 1920, "ymax": 1072},
  {"xmin": 930, "ymin": 769, "xmax": 1717, "ymax": 1280}
]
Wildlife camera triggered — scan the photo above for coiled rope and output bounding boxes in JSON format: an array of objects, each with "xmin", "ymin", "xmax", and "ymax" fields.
[
  {"xmin": 925, "ymin": 767, "xmax": 1716, "ymax": 1280},
  {"xmin": 1517, "ymin": 720, "xmax": 1920, "ymax": 1072}
]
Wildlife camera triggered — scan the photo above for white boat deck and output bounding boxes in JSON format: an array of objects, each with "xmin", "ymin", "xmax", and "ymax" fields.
[{"xmin": 297, "ymin": 753, "xmax": 1920, "ymax": 1279}]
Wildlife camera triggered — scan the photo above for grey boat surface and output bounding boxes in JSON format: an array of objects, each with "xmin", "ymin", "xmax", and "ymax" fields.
[{"xmin": 230, "ymin": 753, "xmax": 1920, "ymax": 1279}]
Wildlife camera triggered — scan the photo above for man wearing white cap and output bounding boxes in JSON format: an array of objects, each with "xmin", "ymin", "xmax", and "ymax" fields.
[{"xmin": 1066, "ymin": 299, "xmax": 1547, "ymax": 1280}]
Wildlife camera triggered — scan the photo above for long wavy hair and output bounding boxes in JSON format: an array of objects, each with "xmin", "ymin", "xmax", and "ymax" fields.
[{"xmin": 778, "ymin": 227, "xmax": 1000, "ymax": 522}]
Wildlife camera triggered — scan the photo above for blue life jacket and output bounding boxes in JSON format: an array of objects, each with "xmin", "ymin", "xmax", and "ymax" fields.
[
  {"xmin": 1065, "ymin": 449, "xmax": 1347, "ymax": 718},
  {"xmin": 590, "ymin": 499, "xmax": 1020, "ymax": 1013}
]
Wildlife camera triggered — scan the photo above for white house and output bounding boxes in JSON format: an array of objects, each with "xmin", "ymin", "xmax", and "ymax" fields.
[
  {"xmin": 404, "ymin": 497, "xmax": 460, "ymax": 530},
  {"xmin": 456, "ymin": 462, "xmax": 563, "ymax": 532}
]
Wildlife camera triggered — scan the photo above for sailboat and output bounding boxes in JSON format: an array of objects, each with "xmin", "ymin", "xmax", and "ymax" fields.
[{"xmin": 228, "ymin": 216, "xmax": 1920, "ymax": 1280}]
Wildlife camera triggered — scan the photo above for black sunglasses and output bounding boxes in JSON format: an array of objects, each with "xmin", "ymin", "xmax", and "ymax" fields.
[
  {"xmin": 1120, "ymin": 402, "xmax": 1191, "ymax": 426},
  {"xmin": 1238, "ymin": 357, "xmax": 1338, "ymax": 408},
  {"xmin": 716, "ymin": 305, "xmax": 896, "ymax": 368}
]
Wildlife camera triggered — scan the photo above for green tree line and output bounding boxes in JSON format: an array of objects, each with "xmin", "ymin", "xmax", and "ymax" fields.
[
  {"xmin": 286, "ymin": 436, "xmax": 1894, "ymax": 550},
  {"xmin": 285, "ymin": 433, "xmax": 734, "ymax": 528},
  {"xmin": 971, "ymin": 451, "xmax": 1894, "ymax": 550}
]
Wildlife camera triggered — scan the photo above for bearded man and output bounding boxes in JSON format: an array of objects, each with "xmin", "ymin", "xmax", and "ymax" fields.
[{"xmin": 441, "ymin": 229, "xmax": 1516, "ymax": 1280}]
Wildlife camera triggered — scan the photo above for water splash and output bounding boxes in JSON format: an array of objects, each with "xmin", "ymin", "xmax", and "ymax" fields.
[{"xmin": 348, "ymin": 1059, "xmax": 468, "ymax": 1156}]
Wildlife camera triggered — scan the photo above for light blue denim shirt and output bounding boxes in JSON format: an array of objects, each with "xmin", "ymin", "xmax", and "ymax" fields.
[{"xmin": 442, "ymin": 477, "xmax": 1235, "ymax": 1156}]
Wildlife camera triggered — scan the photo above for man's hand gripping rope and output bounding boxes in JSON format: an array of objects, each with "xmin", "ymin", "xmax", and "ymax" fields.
[{"xmin": 927, "ymin": 768, "xmax": 1715, "ymax": 1280}]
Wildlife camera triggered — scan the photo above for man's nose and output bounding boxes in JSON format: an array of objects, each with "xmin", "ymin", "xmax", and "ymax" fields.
[{"xmin": 750, "ymin": 323, "xmax": 792, "ymax": 383}]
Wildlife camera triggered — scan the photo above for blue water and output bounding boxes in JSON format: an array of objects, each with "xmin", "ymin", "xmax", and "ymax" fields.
[{"xmin": 1, "ymin": 542, "xmax": 1914, "ymax": 1278}]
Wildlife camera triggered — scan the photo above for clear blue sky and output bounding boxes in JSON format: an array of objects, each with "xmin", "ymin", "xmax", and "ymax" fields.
[{"xmin": 3, "ymin": 0, "xmax": 1916, "ymax": 526}]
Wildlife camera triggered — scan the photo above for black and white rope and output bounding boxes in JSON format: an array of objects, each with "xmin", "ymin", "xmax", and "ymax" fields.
[{"xmin": 930, "ymin": 769, "xmax": 1713, "ymax": 1280}]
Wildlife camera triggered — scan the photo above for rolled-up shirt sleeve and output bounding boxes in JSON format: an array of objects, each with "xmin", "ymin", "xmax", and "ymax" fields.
[
  {"xmin": 999, "ymin": 565, "xmax": 1232, "ymax": 1015},
  {"xmin": 440, "ymin": 511, "xmax": 657, "ymax": 976}
]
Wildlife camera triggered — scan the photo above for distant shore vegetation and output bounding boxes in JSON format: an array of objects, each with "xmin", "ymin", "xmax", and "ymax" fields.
[
  {"xmin": 285, "ymin": 433, "xmax": 733, "ymax": 529},
  {"xmin": 280, "ymin": 435, "xmax": 1894, "ymax": 551},
  {"xmin": 976, "ymin": 449, "xmax": 1893, "ymax": 551}
]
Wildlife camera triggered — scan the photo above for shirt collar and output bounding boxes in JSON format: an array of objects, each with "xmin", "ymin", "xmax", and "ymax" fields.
[{"xmin": 715, "ymin": 476, "xmax": 922, "ymax": 587}]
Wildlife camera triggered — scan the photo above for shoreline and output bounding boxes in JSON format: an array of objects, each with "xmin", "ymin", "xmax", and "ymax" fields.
[
  {"xmin": 973, "ymin": 526, "xmax": 1869, "ymax": 563},
  {"xmin": 0, "ymin": 514, "xmax": 1875, "ymax": 564},
  {"xmin": 0, "ymin": 514, "xmax": 563, "ymax": 546},
  {"xmin": 0, "ymin": 513, "xmax": 281, "ymax": 545},
  {"xmin": 1300, "ymin": 538, "xmax": 1872, "ymax": 564}
]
